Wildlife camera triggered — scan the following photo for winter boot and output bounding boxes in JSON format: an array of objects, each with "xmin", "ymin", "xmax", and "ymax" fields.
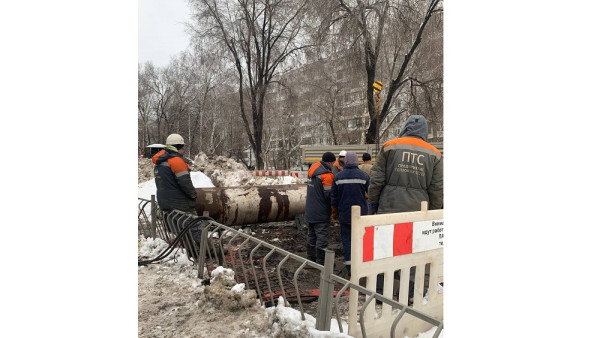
[
  {"xmin": 306, "ymin": 244, "xmax": 317, "ymax": 262},
  {"xmin": 316, "ymin": 248, "xmax": 326, "ymax": 265},
  {"xmin": 345, "ymin": 264, "xmax": 351, "ymax": 277}
]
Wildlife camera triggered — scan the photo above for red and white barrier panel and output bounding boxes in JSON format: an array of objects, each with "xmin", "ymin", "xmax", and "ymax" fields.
[
  {"xmin": 362, "ymin": 219, "xmax": 444, "ymax": 262},
  {"xmin": 251, "ymin": 170, "xmax": 301, "ymax": 178}
]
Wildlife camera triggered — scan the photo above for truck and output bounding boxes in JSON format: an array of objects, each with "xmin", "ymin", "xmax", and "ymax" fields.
[{"xmin": 300, "ymin": 142, "xmax": 443, "ymax": 167}]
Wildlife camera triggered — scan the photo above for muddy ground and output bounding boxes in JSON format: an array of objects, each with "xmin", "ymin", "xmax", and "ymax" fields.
[
  {"xmin": 244, "ymin": 220, "xmax": 348, "ymax": 278},
  {"xmin": 224, "ymin": 219, "xmax": 359, "ymax": 320}
]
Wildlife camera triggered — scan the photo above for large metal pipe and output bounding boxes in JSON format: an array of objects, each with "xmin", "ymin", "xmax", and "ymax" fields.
[{"xmin": 195, "ymin": 184, "xmax": 307, "ymax": 225}]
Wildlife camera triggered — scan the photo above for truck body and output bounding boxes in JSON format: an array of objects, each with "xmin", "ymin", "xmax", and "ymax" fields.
[{"xmin": 300, "ymin": 142, "xmax": 443, "ymax": 166}]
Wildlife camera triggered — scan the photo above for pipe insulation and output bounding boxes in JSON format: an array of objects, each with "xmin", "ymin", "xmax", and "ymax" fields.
[{"xmin": 195, "ymin": 184, "xmax": 307, "ymax": 225}]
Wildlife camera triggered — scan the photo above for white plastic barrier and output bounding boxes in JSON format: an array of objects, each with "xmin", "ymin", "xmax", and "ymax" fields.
[
  {"xmin": 250, "ymin": 170, "xmax": 304, "ymax": 178},
  {"xmin": 348, "ymin": 202, "xmax": 443, "ymax": 338}
]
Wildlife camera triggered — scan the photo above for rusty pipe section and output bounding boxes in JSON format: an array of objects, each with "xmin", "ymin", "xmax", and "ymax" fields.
[{"xmin": 195, "ymin": 184, "xmax": 307, "ymax": 225}]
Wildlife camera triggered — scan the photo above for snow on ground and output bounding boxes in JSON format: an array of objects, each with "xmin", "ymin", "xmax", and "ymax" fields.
[{"xmin": 138, "ymin": 236, "xmax": 356, "ymax": 337}]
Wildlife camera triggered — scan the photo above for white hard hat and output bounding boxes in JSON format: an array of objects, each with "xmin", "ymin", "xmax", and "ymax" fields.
[
  {"xmin": 166, "ymin": 133, "xmax": 185, "ymax": 145},
  {"xmin": 339, "ymin": 150, "xmax": 347, "ymax": 157}
]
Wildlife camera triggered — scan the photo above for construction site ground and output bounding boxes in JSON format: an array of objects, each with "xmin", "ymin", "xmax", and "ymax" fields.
[
  {"xmin": 242, "ymin": 220, "xmax": 348, "ymax": 278},
  {"xmin": 138, "ymin": 154, "xmax": 424, "ymax": 336}
]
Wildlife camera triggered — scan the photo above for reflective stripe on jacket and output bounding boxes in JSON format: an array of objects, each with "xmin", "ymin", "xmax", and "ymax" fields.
[
  {"xmin": 330, "ymin": 165, "xmax": 370, "ymax": 224},
  {"xmin": 368, "ymin": 136, "xmax": 443, "ymax": 213},
  {"xmin": 304, "ymin": 161, "xmax": 334, "ymax": 223},
  {"xmin": 152, "ymin": 148, "xmax": 197, "ymax": 212}
]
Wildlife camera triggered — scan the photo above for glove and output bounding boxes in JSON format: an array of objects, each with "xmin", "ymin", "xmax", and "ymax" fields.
[
  {"xmin": 367, "ymin": 203, "xmax": 378, "ymax": 215},
  {"xmin": 331, "ymin": 207, "xmax": 339, "ymax": 223}
]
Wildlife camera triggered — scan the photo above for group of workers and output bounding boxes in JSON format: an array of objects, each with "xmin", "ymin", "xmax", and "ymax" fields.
[
  {"xmin": 149, "ymin": 114, "xmax": 443, "ymax": 280},
  {"xmin": 304, "ymin": 114, "xmax": 443, "ymax": 277}
]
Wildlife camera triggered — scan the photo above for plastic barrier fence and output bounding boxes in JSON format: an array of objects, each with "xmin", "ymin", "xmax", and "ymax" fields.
[
  {"xmin": 349, "ymin": 202, "xmax": 443, "ymax": 338},
  {"xmin": 250, "ymin": 170, "xmax": 305, "ymax": 178}
]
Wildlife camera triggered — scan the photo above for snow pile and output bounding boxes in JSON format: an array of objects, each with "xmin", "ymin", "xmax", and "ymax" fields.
[
  {"xmin": 192, "ymin": 151, "xmax": 303, "ymax": 187},
  {"xmin": 209, "ymin": 169, "xmax": 304, "ymax": 187},
  {"xmin": 265, "ymin": 297, "xmax": 351, "ymax": 337},
  {"xmin": 138, "ymin": 151, "xmax": 303, "ymax": 188},
  {"xmin": 197, "ymin": 266, "xmax": 260, "ymax": 312},
  {"xmin": 252, "ymin": 175, "xmax": 304, "ymax": 186},
  {"xmin": 191, "ymin": 152, "xmax": 249, "ymax": 187},
  {"xmin": 208, "ymin": 167, "xmax": 255, "ymax": 187},
  {"xmin": 138, "ymin": 236, "xmax": 175, "ymax": 259},
  {"xmin": 193, "ymin": 152, "xmax": 247, "ymax": 172}
]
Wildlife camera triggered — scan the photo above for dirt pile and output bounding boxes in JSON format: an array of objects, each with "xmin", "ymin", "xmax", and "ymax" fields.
[
  {"xmin": 138, "ymin": 236, "xmax": 273, "ymax": 337},
  {"xmin": 138, "ymin": 158, "xmax": 155, "ymax": 184}
]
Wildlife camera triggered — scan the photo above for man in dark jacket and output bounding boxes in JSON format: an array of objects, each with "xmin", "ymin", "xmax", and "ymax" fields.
[
  {"xmin": 153, "ymin": 133, "xmax": 200, "ymax": 241},
  {"xmin": 304, "ymin": 151, "xmax": 336, "ymax": 265},
  {"xmin": 330, "ymin": 151, "xmax": 369, "ymax": 276},
  {"xmin": 368, "ymin": 115, "xmax": 443, "ymax": 298},
  {"xmin": 368, "ymin": 115, "xmax": 443, "ymax": 215}
]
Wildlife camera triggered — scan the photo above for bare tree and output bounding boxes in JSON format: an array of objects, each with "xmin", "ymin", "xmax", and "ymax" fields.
[
  {"xmin": 138, "ymin": 64, "xmax": 155, "ymax": 154},
  {"xmin": 189, "ymin": 0, "xmax": 313, "ymax": 169},
  {"xmin": 329, "ymin": 0, "xmax": 442, "ymax": 144},
  {"xmin": 144, "ymin": 63, "xmax": 176, "ymax": 143},
  {"xmin": 301, "ymin": 65, "xmax": 344, "ymax": 145}
]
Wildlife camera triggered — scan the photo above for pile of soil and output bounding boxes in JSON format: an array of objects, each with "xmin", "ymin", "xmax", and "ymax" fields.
[{"xmin": 138, "ymin": 158, "xmax": 155, "ymax": 184}]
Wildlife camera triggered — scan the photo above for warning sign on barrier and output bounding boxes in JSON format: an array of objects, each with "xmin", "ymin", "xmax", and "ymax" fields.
[{"xmin": 362, "ymin": 219, "xmax": 443, "ymax": 262}]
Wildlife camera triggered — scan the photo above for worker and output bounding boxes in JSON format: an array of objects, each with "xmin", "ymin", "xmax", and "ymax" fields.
[
  {"xmin": 304, "ymin": 151, "xmax": 336, "ymax": 265},
  {"xmin": 331, "ymin": 150, "xmax": 346, "ymax": 176},
  {"xmin": 359, "ymin": 152, "xmax": 374, "ymax": 204},
  {"xmin": 367, "ymin": 115, "xmax": 443, "ymax": 299},
  {"xmin": 368, "ymin": 115, "xmax": 443, "ymax": 214},
  {"xmin": 358, "ymin": 152, "xmax": 373, "ymax": 177},
  {"xmin": 153, "ymin": 133, "xmax": 201, "ymax": 244},
  {"xmin": 330, "ymin": 151, "xmax": 369, "ymax": 277}
]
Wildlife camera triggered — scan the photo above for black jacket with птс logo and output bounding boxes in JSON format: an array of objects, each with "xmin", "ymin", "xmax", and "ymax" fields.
[{"xmin": 368, "ymin": 115, "xmax": 443, "ymax": 213}]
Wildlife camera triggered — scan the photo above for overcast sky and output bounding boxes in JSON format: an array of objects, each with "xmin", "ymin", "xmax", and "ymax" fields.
[{"xmin": 138, "ymin": 0, "xmax": 192, "ymax": 67}]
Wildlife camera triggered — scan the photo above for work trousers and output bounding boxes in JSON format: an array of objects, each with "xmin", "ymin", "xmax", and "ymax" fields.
[
  {"xmin": 340, "ymin": 223, "xmax": 352, "ymax": 265},
  {"xmin": 306, "ymin": 222, "xmax": 330, "ymax": 250}
]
